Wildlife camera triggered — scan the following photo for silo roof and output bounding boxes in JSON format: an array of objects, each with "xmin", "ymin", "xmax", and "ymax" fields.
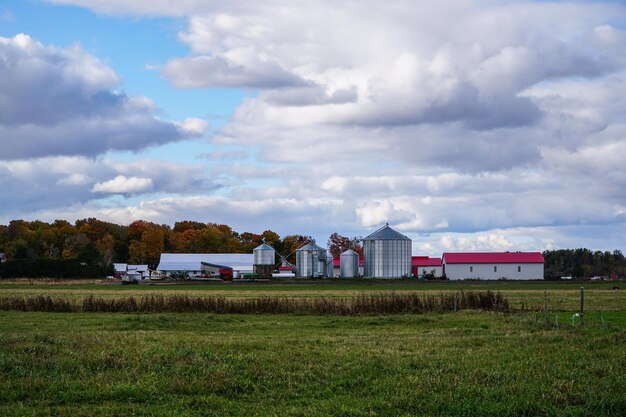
[
  {"xmin": 363, "ymin": 224, "xmax": 411, "ymax": 241},
  {"xmin": 341, "ymin": 249, "xmax": 359, "ymax": 255},
  {"xmin": 296, "ymin": 242, "xmax": 325, "ymax": 251},
  {"xmin": 254, "ymin": 242, "xmax": 275, "ymax": 251}
]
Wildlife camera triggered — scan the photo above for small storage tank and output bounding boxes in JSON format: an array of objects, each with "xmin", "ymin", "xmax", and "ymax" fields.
[
  {"xmin": 326, "ymin": 251, "xmax": 335, "ymax": 278},
  {"xmin": 340, "ymin": 249, "xmax": 359, "ymax": 278},
  {"xmin": 253, "ymin": 241, "xmax": 276, "ymax": 277},
  {"xmin": 363, "ymin": 223, "xmax": 412, "ymax": 278},
  {"xmin": 295, "ymin": 241, "xmax": 327, "ymax": 277}
]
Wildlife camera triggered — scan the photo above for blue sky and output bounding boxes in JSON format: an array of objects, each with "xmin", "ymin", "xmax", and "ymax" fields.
[{"xmin": 1, "ymin": 0, "xmax": 626, "ymax": 254}]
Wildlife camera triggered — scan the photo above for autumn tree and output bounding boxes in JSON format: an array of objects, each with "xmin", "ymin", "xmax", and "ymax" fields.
[
  {"xmin": 327, "ymin": 232, "xmax": 363, "ymax": 257},
  {"xmin": 141, "ymin": 227, "xmax": 165, "ymax": 267},
  {"xmin": 173, "ymin": 221, "xmax": 206, "ymax": 233},
  {"xmin": 278, "ymin": 235, "xmax": 313, "ymax": 264}
]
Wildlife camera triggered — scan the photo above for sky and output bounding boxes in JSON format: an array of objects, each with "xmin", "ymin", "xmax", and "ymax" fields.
[{"xmin": 1, "ymin": 0, "xmax": 626, "ymax": 255}]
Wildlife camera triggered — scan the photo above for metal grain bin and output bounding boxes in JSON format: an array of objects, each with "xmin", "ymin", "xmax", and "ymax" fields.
[
  {"xmin": 253, "ymin": 241, "xmax": 276, "ymax": 277},
  {"xmin": 326, "ymin": 252, "xmax": 335, "ymax": 278},
  {"xmin": 340, "ymin": 249, "xmax": 359, "ymax": 278},
  {"xmin": 253, "ymin": 242, "xmax": 276, "ymax": 265},
  {"xmin": 295, "ymin": 241, "xmax": 327, "ymax": 277},
  {"xmin": 363, "ymin": 224, "xmax": 412, "ymax": 278}
]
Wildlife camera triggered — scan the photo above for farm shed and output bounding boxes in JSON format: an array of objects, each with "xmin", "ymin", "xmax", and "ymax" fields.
[
  {"xmin": 156, "ymin": 253, "xmax": 253, "ymax": 277},
  {"xmin": 127, "ymin": 264, "xmax": 149, "ymax": 279},
  {"xmin": 113, "ymin": 263, "xmax": 127, "ymax": 278},
  {"xmin": 442, "ymin": 252, "xmax": 544, "ymax": 280},
  {"xmin": 412, "ymin": 257, "xmax": 443, "ymax": 278}
]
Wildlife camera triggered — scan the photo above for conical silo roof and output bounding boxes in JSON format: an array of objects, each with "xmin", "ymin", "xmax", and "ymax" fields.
[
  {"xmin": 341, "ymin": 249, "xmax": 359, "ymax": 256},
  {"xmin": 254, "ymin": 242, "xmax": 275, "ymax": 251},
  {"xmin": 296, "ymin": 241, "xmax": 325, "ymax": 251},
  {"xmin": 363, "ymin": 224, "xmax": 410, "ymax": 241}
]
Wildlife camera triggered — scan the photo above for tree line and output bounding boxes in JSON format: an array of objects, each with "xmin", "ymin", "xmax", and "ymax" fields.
[
  {"xmin": 0, "ymin": 219, "xmax": 624, "ymax": 279},
  {"xmin": 0, "ymin": 219, "xmax": 314, "ymax": 272},
  {"xmin": 542, "ymin": 248, "xmax": 625, "ymax": 279}
]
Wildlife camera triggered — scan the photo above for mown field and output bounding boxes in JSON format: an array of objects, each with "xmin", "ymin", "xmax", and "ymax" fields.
[
  {"xmin": 1, "ymin": 279, "xmax": 624, "ymax": 311},
  {"xmin": 0, "ymin": 281, "xmax": 625, "ymax": 416}
]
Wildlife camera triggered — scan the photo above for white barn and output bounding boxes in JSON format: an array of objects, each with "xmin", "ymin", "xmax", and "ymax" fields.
[
  {"xmin": 442, "ymin": 252, "xmax": 544, "ymax": 280},
  {"xmin": 156, "ymin": 253, "xmax": 253, "ymax": 277}
]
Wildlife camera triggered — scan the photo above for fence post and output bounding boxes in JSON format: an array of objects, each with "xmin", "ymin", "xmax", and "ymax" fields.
[
  {"xmin": 453, "ymin": 293, "xmax": 458, "ymax": 312},
  {"xmin": 580, "ymin": 287, "xmax": 584, "ymax": 326},
  {"xmin": 543, "ymin": 291, "xmax": 550, "ymax": 328}
]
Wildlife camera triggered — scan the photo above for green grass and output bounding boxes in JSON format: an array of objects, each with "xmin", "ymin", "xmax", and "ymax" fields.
[
  {"xmin": 0, "ymin": 281, "xmax": 625, "ymax": 416},
  {"xmin": 1, "ymin": 311, "xmax": 625, "ymax": 416},
  {"xmin": 1, "ymin": 280, "xmax": 624, "ymax": 311}
]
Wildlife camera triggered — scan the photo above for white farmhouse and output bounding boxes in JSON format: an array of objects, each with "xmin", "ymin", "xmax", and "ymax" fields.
[{"xmin": 442, "ymin": 252, "xmax": 544, "ymax": 280}]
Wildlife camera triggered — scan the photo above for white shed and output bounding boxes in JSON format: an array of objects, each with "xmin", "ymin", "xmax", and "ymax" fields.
[
  {"xmin": 156, "ymin": 253, "xmax": 253, "ymax": 277},
  {"xmin": 442, "ymin": 252, "xmax": 544, "ymax": 280}
]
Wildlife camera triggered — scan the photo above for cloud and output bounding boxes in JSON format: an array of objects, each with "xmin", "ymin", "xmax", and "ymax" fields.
[
  {"xmin": 199, "ymin": 150, "xmax": 249, "ymax": 161},
  {"xmin": 91, "ymin": 175, "xmax": 154, "ymax": 194},
  {"xmin": 0, "ymin": 156, "xmax": 220, "ymax": 215},
  {"xmin": 153, "ymin": 2, "xmax": 623, "ymax": 132},
  {"xmin": 19, "ymin": 1, "xmax": 626, "ymax": 255},
  {"xmin": 0, "ymin": 34, "xmax": 205, "ymax": 160},
  {"xmin": 178, "ymin": 118, "xmax": 209, "ymax": 135},
  {"xmin": 163, "ymin": 55, "xmax": 309, "ymax": 89}
]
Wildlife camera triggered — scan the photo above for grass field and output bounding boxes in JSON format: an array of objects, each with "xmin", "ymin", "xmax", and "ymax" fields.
[
  {"xmin": 1, "ymin": 280, "xmax": 625, "ymax": 416},
  {"xmin": 1, "ymin": 279, "xmax": 624, "ymax": 311}
]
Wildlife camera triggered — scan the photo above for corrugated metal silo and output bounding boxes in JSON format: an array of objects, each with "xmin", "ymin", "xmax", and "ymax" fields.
[
  {"xmin": 326, "ymin": 251, "xmax": 335, "ymax": 278},
  {"xmin": 253, "ymin": 241, "xmax": 276, "ymax": 277},
  {"xmin": 253, "ymin": 242, "xmax": 275, "ymax": 265},
  {"xmin": 295, "ymin": 241, "xmax": 327, "ymax": 277},
  {"xmin": 340, "ymin": 249, "xmax": 359, "ymax": 278},
  {"xmin": 363, "ymin": 224, "xmax": 412, "ymax": 278}
]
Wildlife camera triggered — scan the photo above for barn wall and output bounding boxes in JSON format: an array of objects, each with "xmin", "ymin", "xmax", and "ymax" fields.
[
  {"xmin": 444, "ymin": 263, "xmax": 543, "ymax": 280},
  {"xmin": 414, "ymin": 266, "xmax": 443, "ymax": 277}
]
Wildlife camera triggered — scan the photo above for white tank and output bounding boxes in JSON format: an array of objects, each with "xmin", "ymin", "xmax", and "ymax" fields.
[
  {"xmin": 253, "ymin": 242, "xmax": 276, "ymax": 265},
  {"xmin": 340, "ymin": 249, "xmax": 359, "ymax": 278}
]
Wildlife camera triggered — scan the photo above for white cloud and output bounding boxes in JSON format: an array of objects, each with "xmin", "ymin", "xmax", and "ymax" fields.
[
  {"xmin": 163, "ymin": 54, "xmax": 308, "ymax": 89},
  {"xmin": 0, "ymin": 34, "xmax": 205, "ymax": 160},
  {"xmin": 16, "ymin": 1, "xmax": 626, "ymax": 254},
  {"xmin": 178, "ymin": 118, "xmax": 209, "ymax": 135},
  {"xmin": 0, "ymin": 156, "xmax": 220, "ymax": 215},
  {"xmin": 91, "ymin": 175, "xmax": 154, "ymax": 194}
]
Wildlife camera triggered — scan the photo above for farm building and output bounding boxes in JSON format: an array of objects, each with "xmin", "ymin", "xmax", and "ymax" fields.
[
  {"xmin": 412, "ymin": 256, "xmax": 443, "ymax": 278},
  {"xmin": 113, "ymin": 263, "xmax": 127, "ymax": 278},
  {"xmin": 113, "ymin": 263, "xmax": 149, "ymax": 280},
  {"xmin": 442, "ymin": 252, "xmax": 544, "ymax": 280},
  {"xmin": 127, "ymin": 264, "xmax": 149, "ymax": 279},
  {"xmin": 363, "ymin": 224, "xmax": 412, "ymax": 278},
  {"xmin": 156, "ymin": 253, "xmax": 253, "ymax": 277}
]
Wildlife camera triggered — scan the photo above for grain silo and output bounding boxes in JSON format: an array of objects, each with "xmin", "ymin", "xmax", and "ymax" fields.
[
  {"xmin": 340, "ymin": 249, "xmax": 359, "ymax": 278},
  {"xmin": 295, "ymin": 241, "xmax": 327, "ymax": 278},
  {"xmin": 363, "ymin": 223, "xmax": 412, "ymax": 278},
  {"xmin": 326, "ymin": 252, "xmax": 335, "ymax": 278},
  {"xmin": 253, "ymin": 241, "xmax": 276, "ymax": 277}
]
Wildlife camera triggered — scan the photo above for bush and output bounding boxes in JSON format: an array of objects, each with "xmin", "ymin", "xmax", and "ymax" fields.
[{"xmin": 0, "ymin": 290, "xmax": 510, "ymax": 315}]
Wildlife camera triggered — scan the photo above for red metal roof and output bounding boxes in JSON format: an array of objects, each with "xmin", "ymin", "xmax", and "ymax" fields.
[
  {"xmin": 412, "ymin": 256, "xmax": 442, "ymax": 267},
  {"xmin": 443, "ymin": 252, "xmax": 544, "ymax": 264}
]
